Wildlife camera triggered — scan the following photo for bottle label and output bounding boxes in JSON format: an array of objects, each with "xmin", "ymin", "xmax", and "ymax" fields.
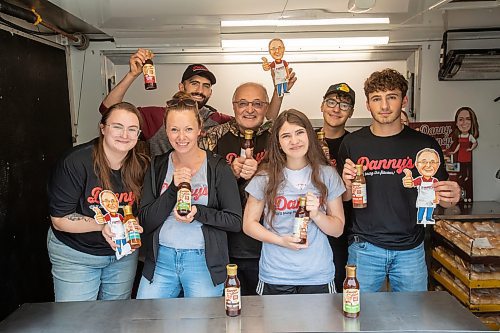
[
  {"xmin": 292, "ymin": 216, "xmax": 309, "ymax": 238},
  {"xmin": 343, "ymin": 288, "xmax": 360, "ymax": 313},
  {"xmin": 225, "ymin": 287, "xmax": 241, "ymax": 310},
  {"xmin": 240, "ymin": 147, "xmax": 254, "ymax": 158},
  {"xmin": 177, "ymin": 188, "xmax": 192, "ymax": 211},
  {"xmin": 125, "ymin": 220, "xmax": 141, "ymax": 241},
  {"xmin": 352, "ymin": 182, "xmax": 367, "ymax": 205},
  {"xmin": 143, "ymin": 64, "xmax": 156, "ymax": 84}
]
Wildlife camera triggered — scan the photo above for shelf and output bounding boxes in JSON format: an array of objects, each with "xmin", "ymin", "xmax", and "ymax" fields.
[
  {"xmin": 431, "ymin": 270, "xmax": 500, "ymax": 312},
  {"xmin": 432, "ymin": 250, "xmax": 500, "ymax": 288},
  {"xmin": 432, "ymin": 231, "xmax": 500, "ymax": 265}
]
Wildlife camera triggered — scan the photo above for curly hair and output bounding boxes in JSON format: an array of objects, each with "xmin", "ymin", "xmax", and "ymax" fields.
[{"xmin": 364, "ymin": 68, "xmax": 408, "ymax": 98}]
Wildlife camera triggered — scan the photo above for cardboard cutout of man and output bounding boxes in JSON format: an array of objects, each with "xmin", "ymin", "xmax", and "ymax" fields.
[
  {"xmin": 402, "ymin": 148, "xmax": 441, "ymax": 226},
  {"xmin": 262, "ymin": 38, "xmax": 290, "ymax": 97}
]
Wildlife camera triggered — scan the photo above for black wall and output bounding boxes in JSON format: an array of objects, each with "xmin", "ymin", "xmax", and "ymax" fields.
[{"xmin": 0, "ymin": 28, "xmax": 73, "ymax": 320}]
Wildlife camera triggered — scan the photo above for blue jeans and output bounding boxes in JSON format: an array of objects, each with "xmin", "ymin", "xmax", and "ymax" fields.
[
  {"xmin": 347, "ymin": 239, "xmax": 428, "ymax": 292},
  {"xmin": 47, "ymin": 228, "xmax": 138, "ymax": 302},
  {"xmin": 417, "ymin": 206, "xmax": 435, "ymax": 222},
  {"xmin": 136, "ymin": 245, "xmax": 223, "ymax": 299}
]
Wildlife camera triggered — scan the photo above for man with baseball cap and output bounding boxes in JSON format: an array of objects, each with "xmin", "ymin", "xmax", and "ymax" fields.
[
  {"xmin": 318, "ymin": 82, "xmax": 355, "ymax": 293},
  {"xmin": 100, "ymin": 49, "xmax": 294, "ymax": 156}
]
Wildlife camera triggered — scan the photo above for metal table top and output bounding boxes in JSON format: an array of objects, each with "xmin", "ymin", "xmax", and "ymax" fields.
[{"xmin": 0, "ymin": 291, "xmax": 488, "ymax": 332}]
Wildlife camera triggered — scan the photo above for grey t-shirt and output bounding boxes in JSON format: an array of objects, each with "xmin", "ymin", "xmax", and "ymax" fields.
[
  {"xmin": 159, "ymin": 154, "xmax": 208, "ymax": 249},
  {"xmin": 245, "ymin": 164, "xmax": 345, "ymax": 285}
]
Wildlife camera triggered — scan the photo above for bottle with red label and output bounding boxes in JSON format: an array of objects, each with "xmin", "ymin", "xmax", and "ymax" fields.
[
  {"xmin": 240, "ymin": 129, "xmax": 254, "ymax": 157},
  {"xmin": 225, "ymin": 264, "xmax": 241, "ymax": 317},
  {"xmin": 352, "ymin": 164, "xmax": 367, "ymax": 208},
  {"xmin": 143, "ymin": 50, "xmax": 157, "ymax": 90},
  {"xmin": 343, "ymin": 264, "xmax": 360, "ymax": 318}
]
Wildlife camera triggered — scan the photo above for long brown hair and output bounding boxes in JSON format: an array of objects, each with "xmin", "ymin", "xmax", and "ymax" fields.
[
  {"xmin": 93, "ymin": 102, "xmax": 149, "ymax": 203},
  {"xmin": 260, "ymin": 109, "xmax": 330, "ymax": 227},
  {"xmin": 453, "ymin": 106, "xmax": 479, "ymax": 139}
]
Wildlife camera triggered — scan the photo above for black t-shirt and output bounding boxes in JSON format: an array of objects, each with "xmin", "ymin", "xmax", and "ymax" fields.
[
  {"xmin": 211, "ymin": 129, "xmax": 271, "ymax": 259},
  {"xmin": 325, "ymin": 131, "xmax": 350, "ymax": 168},
  {"xmin": 48, "ymin": 139, "xmax": 136, "ymax": 256},
  {"xmin": 338, "ymin": 126, "xmax": 448, "ymax": 250}
]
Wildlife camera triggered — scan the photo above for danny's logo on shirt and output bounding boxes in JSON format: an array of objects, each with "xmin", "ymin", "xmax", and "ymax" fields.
[
  {"xmin": 87, "ymin": 187, "xmax": 135, "ymax": 205},
  {"xmin": 275, "ymin": 195, "xmax": 300, "ymax": 212},
  {"xmin": 356, "ymin": 156, "xmax": 414, "ymax": 175},
  {"xmin": 225, "ymin": 151, "xmax": 266, "ymax": 165}
]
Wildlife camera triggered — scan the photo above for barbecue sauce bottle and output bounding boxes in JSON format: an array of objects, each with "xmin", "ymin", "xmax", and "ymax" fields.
[
  {"xmin": 293, "ymin": 197, "xmax": 309, "ymax": 244},
  {"xmin": 343, "ymin": 264, "xmax": 360, "ymax": 318},
  {"xmin": 317, "ymin": 131, "xmax": 330, "ymax": 160},
  {"xmin": 240, "ymin": 129, "xmax": 254, "ymax": 157},
  {"xmin": 123, "ymin": 205, "xmax": 141, "ymax": 249},
  {"xmin": 352, "ymin": 164, "xmax": 367, "ymax": 208},
  {"xmin": 225, "ymin": 264, "xmax": 241, "ymax": 317},
  {"xmin": 176, "ymin": 182, "xmax": 192, "ymax": 216},
  {"xmin": 143, "ymin": 50, "xmax": 157, "ymax": 90}
]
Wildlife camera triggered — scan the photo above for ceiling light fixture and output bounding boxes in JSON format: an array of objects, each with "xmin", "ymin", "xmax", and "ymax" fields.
[
  {"xmin": 221, "ymin": 17, "xmax": 389, "ymax": 27},
  {"xmin": 221, "ymin": 37, "xmax": 389, "ymax": 51}
]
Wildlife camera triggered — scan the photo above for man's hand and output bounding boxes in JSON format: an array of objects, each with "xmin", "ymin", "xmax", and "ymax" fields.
[
  {"xmin": 240, "ymin": 148, "xmax": 258, "ymax": 180},
  {"xmin": 402, "ymin": 169, "xmax": 414, "ymax": 188},
  {"xmin": 129, "ymin": 48, "xmax": 153, "ymax": 77},
  {"xmin": 434, "ymin": 181, "xmax": 460, "ymax": 206},
  {"xmin": 286, "ymin": 67, "xmax": 297, "ymax": 91},
  {"xmin": 262, "ymin": 57, "xmax": 271, "ymax": 71},
  {"xmin": 231, "ymin": 156, "xmax": 245, "ymax": 178},
  {"xmin": 342, "ymin": 159, "xmax": 357, "ymax": 190}
]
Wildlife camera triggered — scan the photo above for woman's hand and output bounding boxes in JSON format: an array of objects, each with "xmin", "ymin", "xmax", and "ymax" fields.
[
  {"xmin": 101, "ymin": 224, "xmax": 117, "ymax": 250},
  {"xmin": 173, "ymin": 167, "xmax": 192, "ymax": 187},
  {"xmin": 173, "ymin": 205, "xmax": 198, "ymax": 223},
  {"xmin": 279, "ymin": 235, "xmax": 308, "ymax": 250},
  {"xmin": 305, "ymin": 192, "xmax": 320, "ymax": 219}
]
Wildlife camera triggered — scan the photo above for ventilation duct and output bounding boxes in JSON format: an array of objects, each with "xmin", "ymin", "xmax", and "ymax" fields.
[{"xmin": 438, "ymin": 27, "xmax": 500, "ymax": 81}]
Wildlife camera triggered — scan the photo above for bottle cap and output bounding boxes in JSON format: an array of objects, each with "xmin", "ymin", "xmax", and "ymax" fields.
[
  {"xmin": 227, "ymin": 264, "xmax": 238, "ymax": 275},
  {"xmin": 317, "ymin": 131, "xmax": 325, "ymax": 139},
  {"xmin": 123, "ymin": 205, "xmax": 133, "ymax": 215},
  {"xmin": 244, "ymin": 129, "xmax": 254, "ymax": 138},
  {"xmin": 346, "ymin": 264, "xmax": 357, "ymax": 276},
  {"xmin": 298, "ymin": 197, "xmax": 307, "ymax": 205},
  {"xmin": 355, "ymin": 164, "xmax": 363, "ymax": 172}
]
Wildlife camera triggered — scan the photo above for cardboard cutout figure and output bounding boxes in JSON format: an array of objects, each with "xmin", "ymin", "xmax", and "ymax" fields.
[
  {"xmin": 94, "ymin": 190, "xmax": 132, "ymax": 259},
  {"xmin": 402, "ymin": 148, "xmax": 441, "ymax": 227},
  {"xmin": 448, "ymin": 107, "xmax": 479, "ymax": 203},
  {"xmin": 262, "ymin": 38, "xmax": 290, "ymax": 97}
]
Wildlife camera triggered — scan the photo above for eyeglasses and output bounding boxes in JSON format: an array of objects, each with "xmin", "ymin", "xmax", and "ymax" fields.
[
  {"xmin": 270, "ymin": 46, "xmax": 283, "ymax": 53},
  {"xmin": 232, "ymin": 99, "xmax": 268, "ymax": 110},
  {"xmin": 166, "ymin": 98, "xmax": 197, "ymax": 108},
  {"xmin": 323, "ymin": 99, "xmax": 352, "ymax": 111},
  {"xmin": 417, "ymin": 160, "xmax": 439, "ymax": 166},
  {"xmin": 105, "ymin": 124, "xmax": 141, "ymax": 138}
]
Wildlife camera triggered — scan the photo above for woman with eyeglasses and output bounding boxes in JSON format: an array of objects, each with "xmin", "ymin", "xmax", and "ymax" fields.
[
  {"xmin": 136, "ymin": 92, "xmax": 242, "ymax": 299},
  {"xmin": 243, "ymin": 109, "xmax": 345, "ymax": 295},
  {"xmin": 47, "ymin": 102, "xmax": 149, "ymax": 301}
]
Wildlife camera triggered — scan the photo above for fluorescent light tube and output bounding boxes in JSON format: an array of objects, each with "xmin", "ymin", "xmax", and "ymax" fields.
[
  {"xmin": 221, "ymin": 17, "xmax": 389, "ymax": 27},
  {"xmin": 221, "ymin": 37, "xmax": 389, "ymax": 50}
]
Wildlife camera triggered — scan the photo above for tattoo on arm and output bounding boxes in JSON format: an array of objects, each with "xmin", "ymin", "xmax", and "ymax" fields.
[{"xmin": 65, "ymin": 213, "xmax": 93, "ymax": 223}]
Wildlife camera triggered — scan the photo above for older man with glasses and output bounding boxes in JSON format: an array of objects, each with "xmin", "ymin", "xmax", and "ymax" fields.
[{"xmin": 199, "ymin": 82, "xmax": 275, "ymax": 296}]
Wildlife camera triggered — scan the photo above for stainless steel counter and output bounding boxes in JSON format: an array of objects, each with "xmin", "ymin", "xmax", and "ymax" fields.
[{"xmin": 0, "ymin": 291, "xmax": 488, "ymax": 332}]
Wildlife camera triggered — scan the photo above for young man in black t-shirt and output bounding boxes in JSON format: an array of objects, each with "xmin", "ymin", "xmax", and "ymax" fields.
[
  {"xmin": 319, "ymin": 82, "xmax": 355, "ymax": 293},
  {"xmin": 338, "ymin": 69, "xmax": 460, "ymax": 292}
]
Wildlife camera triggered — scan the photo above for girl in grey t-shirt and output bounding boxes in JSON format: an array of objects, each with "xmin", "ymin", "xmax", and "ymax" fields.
[{"xmin": 244, "ymin": 109, "xmax": 345, "ymax": 295}]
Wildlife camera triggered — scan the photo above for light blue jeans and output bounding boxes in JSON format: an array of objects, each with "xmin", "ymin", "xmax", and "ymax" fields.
[
  {"xmin": 136, "ymin": 245, "xmax": 223, "ymax": 299},
  {"xmin": 347, "ymin": 239, "xmax": 428, "ymax": 292},
  {"xmin": 47, "ymin": 228, "xmax": 138, "ymax": 302}
]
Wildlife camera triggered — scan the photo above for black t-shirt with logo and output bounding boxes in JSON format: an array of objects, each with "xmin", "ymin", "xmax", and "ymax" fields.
[
  {"xmin": 325, "ymin": 131, "xmax": 349, "ymax": 168},
  {"xmin": 48, "ymin": 139, "xmax": 136, "ymax": 256},
  {"xmin": 338, "ymin": 126, "xmax": 448, "ymax": 250}
]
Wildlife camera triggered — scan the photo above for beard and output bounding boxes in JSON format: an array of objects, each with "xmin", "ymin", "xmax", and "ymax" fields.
[{"xmin": 191, "ymin": 92, "xmax": 209, "ymax": 108}]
